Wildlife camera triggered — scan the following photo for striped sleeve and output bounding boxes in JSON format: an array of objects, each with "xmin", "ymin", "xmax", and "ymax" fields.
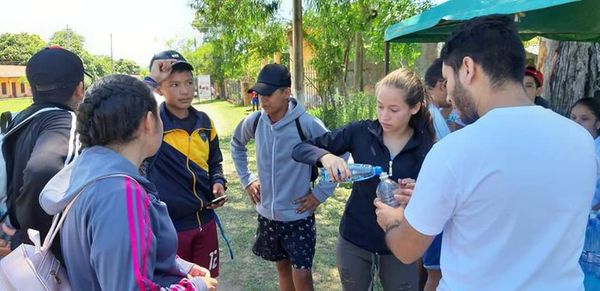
[{"xmin": 90, "ymin": 177, "xmax": 205, "ymax": 291}]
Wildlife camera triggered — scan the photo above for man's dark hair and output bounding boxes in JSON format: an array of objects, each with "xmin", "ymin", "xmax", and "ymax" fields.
[
  {"xmin": 77, "ymin": 74, "xmax": 158, "ymax": 148},
  {"xmin": 424, "ymin": 58, "xmax": 444, "ymax": 88},
  {"xmin": 440, "ymin": 14, "xmax": 526, "ymax": 88}
]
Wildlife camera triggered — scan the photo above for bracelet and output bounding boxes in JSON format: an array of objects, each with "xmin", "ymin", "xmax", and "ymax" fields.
[{"xmin": 385, "ymin": 220, "xmax": 402, "ymax": 233}]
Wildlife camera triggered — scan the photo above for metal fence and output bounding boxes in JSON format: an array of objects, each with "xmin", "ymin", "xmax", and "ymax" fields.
[{"xmin": 224, "ymin": 79, "xmax": 242, "ymax": 105}]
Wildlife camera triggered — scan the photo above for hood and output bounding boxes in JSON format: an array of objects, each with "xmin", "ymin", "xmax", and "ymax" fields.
[
  {"xmin": 40, "ymin": 146, "xmax": 155, "ymax": 215},
  {"xmin": 263, "ymin": 97, "xmax": 306, "ymax": 130}
]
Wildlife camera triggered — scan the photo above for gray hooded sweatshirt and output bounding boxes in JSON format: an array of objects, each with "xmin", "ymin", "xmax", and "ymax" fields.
[
  {"xmin": 230, "ymin": 98, "xmax": 336, "ymax": 221},
  {"xmin": 39, "ymin": 146, "xmax": 208, "ymax": 291}
]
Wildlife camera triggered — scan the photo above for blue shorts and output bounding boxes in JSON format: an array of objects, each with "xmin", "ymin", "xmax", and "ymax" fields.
[
  {"xmin": 252, "ymin": 214, "xmax": 316, "ymax": 269},
  {"xmin": 251, "ymin": 98, "xmax": 259, "ymax": 105},
  {"xmin": 423, "ymin": 233, "xmax": 442, "ymax": 270}
]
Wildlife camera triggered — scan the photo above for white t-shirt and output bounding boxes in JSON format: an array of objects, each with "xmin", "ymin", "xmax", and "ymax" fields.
[{"xmin": 404, "ymin": 106, "xmax": 597, "ymax": 291}]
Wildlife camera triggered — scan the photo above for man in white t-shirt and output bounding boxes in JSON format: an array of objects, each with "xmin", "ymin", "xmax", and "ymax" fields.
[{"xmin": 374, "ymin": 15, "xmax": 597, "ymax": 291}]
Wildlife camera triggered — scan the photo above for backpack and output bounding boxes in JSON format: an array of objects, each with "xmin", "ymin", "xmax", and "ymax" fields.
[
  {"xmin": 0, "ymin": 173, "xmax": 132, "ymax": 291},
  {"xmin": 0, "ymin": 108, "xmax": 63, "ymax": 220},
  {"xmin": 252, "ymin": 112, "xmax": 319, "ymax": 183}
]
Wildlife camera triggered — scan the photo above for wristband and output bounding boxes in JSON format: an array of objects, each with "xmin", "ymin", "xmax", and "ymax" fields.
[{"xmin": 143, "ymin": 76, "xmax": 159, "ymax": 89}]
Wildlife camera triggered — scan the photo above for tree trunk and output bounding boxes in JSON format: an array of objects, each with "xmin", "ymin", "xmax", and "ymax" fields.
[
  {"xmin": 292, "ymin": 0, "xmax": 305, "ymax": 104},
  {"xmin": 539, "ymin": 39, "xmax": 600, "ymax": 116},
  {"xmin": 353, "ymin": 32, "xmax": 364, "ymax": 92}
]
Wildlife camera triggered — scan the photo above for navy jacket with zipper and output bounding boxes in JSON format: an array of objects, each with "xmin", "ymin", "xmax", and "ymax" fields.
[
  {"xmin": 146, "ymin": 103, "xmax": 226, "ymax": 231},
  {"xmin": 292, "ymin": 120, "xmax": 430, "ymax": 254}
]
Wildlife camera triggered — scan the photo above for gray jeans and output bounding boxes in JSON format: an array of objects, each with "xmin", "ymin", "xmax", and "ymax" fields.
[{"xmin": 336, "ymin": 236, "xmax": 418, "ymax": 291}]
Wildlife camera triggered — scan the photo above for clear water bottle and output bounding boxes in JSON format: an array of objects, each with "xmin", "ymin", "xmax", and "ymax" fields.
[
  {"xmin": 581, "ymin": 211, "xmax": 600, "ymax": 289},
  {"xmin": 376, "ymin": 172, "xmax": 400, "ymax": 208},
  {"xmin": 319, "ymin": 163, "xmax": 383, "ymax": 183}
]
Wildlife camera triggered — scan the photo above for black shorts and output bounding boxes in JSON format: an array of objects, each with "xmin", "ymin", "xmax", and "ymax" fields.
[{"xmin": 252, "ymin": 214, "xmax": 316, "ymax": 269}]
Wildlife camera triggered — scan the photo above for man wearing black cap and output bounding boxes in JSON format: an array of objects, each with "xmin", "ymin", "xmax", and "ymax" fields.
[
  {"xmin": 2, "ymin": 46, "xmax": 85, "ymax": 261},
  {"xmin": 143, "ymin": 50, "xmax": 227, "ymax": 278},
  {"xmin": 231, "ymin": 64, "xmax": 336, "ymax": 290}
]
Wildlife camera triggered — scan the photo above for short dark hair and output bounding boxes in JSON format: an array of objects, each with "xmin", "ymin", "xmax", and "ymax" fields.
[
  {"xmin": 440, "ymin": 15, "xmax": 526, "ymax": 88},
  {"xmin": 424, "ymin": 58, "xmax": 444, "ymax": 88},
  {"xmin": 77, "ymin": 74, "xmax": 158, "ymax": 148}
]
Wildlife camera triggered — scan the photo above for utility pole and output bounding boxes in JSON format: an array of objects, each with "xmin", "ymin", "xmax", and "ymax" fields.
[
  {"xmin": 110, "ymin": 33, "xmax": 114, "ymax": 73},
  {"xmin": 292, "ymin": 0, "xmax": 304, "ymax": 105}
]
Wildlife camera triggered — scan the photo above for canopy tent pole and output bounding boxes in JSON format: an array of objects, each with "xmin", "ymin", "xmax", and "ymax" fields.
[{"xmin": 384, "ymin": 41, "xmax": 390, "ymax": 75}]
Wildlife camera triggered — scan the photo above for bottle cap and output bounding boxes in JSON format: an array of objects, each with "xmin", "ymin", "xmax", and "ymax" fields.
[
  {"xmin": 374, "ymin": 166, "xmax": 383, "ymax": 176},
  {"xmin": 379, "ymin": 172, "xmax": 389, "ymax": 180}
]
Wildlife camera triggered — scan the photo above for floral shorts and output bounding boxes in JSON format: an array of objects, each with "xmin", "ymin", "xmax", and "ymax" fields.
[{"xmin": 252, "ymin": 214, "xmax": 316, "ymax": 269}]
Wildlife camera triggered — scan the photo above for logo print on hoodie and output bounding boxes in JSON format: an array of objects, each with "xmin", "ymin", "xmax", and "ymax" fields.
[{"xmin": 199, "ymin": 131, "xmax": 208, "ymax": 142}]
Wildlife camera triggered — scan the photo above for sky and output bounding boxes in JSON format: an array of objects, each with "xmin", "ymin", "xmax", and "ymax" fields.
[
  {"xmin": 0, "ymin": 0, "xmax": 293, "ymax": 67},
  {"xmin": 0, "ymin": 1, "xmax": 447, "ymax": 68}
]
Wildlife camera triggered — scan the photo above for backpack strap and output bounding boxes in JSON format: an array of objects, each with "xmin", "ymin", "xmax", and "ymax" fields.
[
  {"xmin": 4, "ymin": 107, "xmax": 63, "ymax": 137},
  {"xmin": 40, "ymin": 174, "xmax": 133, "ymax": 252},
  {"xmin": 294, "ymin": 115, "xmax": 319, "ymax": 184},
  {"xmin": 0, "ymin": 111, "xmax": 12, "ymax": 134},
  {"xmin": 252, "ymin": 112, "xmax": 261, "ymax": 138},
  {"xmin": 294, "ymin": 117, "xmax": 307, "ymax": 141}
]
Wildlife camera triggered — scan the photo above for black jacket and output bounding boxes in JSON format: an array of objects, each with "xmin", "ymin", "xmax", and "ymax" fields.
[
  {"xmin": 292, "ymin": 120, "xmax": 430, "ymax": 254},
  {"xmin": 2, "ymin": 103, "xmax": 78, "ymax": 261}
]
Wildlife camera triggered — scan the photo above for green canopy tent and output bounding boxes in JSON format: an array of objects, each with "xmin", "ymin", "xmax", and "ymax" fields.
[{"xmin": 383, "ymin": 0, "xmax": 600, "ymax": 73}]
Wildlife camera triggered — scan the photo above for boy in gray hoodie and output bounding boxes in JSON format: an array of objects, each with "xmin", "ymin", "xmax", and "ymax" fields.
[{"xmin": 230, "ymin": 64, "xmax": 335, "ymax": 290}]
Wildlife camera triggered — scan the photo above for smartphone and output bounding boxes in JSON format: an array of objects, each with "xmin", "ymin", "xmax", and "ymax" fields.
[{"xmin": 209, "ymin": 195, "xmax": 227, "ymax": 205}]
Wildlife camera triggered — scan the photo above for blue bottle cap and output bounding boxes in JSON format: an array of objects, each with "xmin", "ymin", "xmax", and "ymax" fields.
[{"xmin": 373, "ymin": 166, "xmax": 383, "ymax": 176}]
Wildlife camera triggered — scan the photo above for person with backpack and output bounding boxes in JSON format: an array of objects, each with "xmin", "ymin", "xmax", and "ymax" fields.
[
  {"xmin": 1, "ymin": 46, "xmax": 84, "ymax": 262},
  {"xmin": 230, "ymin": 63, "xmax": 336, "ymax": 291},
  {"xmin": 142, "ymin": 50, "xmax": 228, "ymax": 277},
  {"xmin": 38, "ymin": 74, "xmax": 217, "ymax": 290},
  {"xmin": 292, "ymin": 68, "xmax": 435, "ymax": 290}
]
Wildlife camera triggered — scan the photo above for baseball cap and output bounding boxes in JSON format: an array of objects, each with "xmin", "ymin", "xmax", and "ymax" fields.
[
  {"xmin": 525, "ymin": 66, "xmax": 543, "ymax": 87},
  {"xmin": 149, "ymin": 50, "xmax": 193, "ymax": 71},
  {"xmin": 249, "ymin": 64, "xmax": 291, "ymax": 96},
  {"xmin": 26, "ymin": 46, "xmax": 85, "ymax": 93}
]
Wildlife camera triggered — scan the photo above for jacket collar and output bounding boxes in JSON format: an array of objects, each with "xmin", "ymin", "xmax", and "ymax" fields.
[
  {"xmin": 367, "ymin": 120, "xmax": 421, "ymax": 153},
  {"xmin": 159, "ymin": 102, "xmax": 208, "ymax": 132}
]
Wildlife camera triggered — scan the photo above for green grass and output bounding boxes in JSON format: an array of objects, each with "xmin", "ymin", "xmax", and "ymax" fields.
[
  {"xmin": 0, "ymin": 97, "xmax": 32, "ymax": 113},
  {"xmin": 196, "ymin": 100, "xmax": 353, "ymax": 290}
]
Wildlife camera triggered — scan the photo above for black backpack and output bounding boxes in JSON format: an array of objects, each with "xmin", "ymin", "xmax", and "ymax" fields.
[{"xmin": 252, "ymin": 112, "xmax": 319, "ymax": 183}]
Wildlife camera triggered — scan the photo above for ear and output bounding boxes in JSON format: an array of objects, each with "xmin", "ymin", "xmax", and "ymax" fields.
[
  {"xmin": 461, "ymin": 57, "xmax": 476, "ymax": 85},
  {"xmin": 410, "ymin": 102, "xmax": 422, "ymax": 115},
  {"xmin": 156, "ymin": 86, "xmax": 164, "ymax": 96},
  {"xmin": 75, "ymin": 81, "xmax": 84, "ymax": 101}
]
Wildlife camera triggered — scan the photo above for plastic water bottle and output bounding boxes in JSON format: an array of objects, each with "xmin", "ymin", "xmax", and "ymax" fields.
[
  {"xmin": 319, "ymin": 163, "xmax": 383, "ymax": 182},
  {"xmin": 376, "ymin": 172, "xmax": 400, "ymax": 208},
  {"xmin": 581, "ymin": 211, "xmax": 600, "ymax": 289}
]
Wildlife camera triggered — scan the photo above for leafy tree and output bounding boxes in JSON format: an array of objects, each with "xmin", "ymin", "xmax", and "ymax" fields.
[
  {"xmin": 48, "ymin": 28, "xmax": 86, "ymax": 56},
  {"xmin": 114, "ymin": 59, "xmax": 141, "ymax": 75},
  {"xmin": 304, "ymin": 0, "xmax": 428, "ymax": 101},
  {"xmin": 189, "ymin": 0, "xmax": 287, "ymax": 83},
  {"xmin": 0, "ymin": 33, "xmax": 46, "ymax": 65}
]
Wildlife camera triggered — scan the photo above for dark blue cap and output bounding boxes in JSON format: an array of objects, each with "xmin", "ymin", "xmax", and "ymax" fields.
[
  {"xmin": 149, "ymin": 50, "xmax": 193, "ymax": 71},
  {"xmin": 249, "ymin": 64, "xmax": 291, "ymax": 96}
]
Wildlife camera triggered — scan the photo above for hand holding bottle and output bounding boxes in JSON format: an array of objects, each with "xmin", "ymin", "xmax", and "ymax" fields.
[
  {"xmin": 319, "ymin": 153, "xmax": 351, "ymax": 182},
  {"xmin": 394, "ymin": 178, "xmax": 416, "ymax": 208}
]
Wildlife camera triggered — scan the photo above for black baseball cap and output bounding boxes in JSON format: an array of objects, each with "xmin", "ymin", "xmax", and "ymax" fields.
[
  {"xmin": 26, "ymin": 46, "xmax": 86, "ymax": 94},
  {"xmin": 249, "ymin": 64, "xmax": 291, "ymax": 96},
  {"xmin": 149, "ymin": 50, "xmax": 193, "ymax": 71}
]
